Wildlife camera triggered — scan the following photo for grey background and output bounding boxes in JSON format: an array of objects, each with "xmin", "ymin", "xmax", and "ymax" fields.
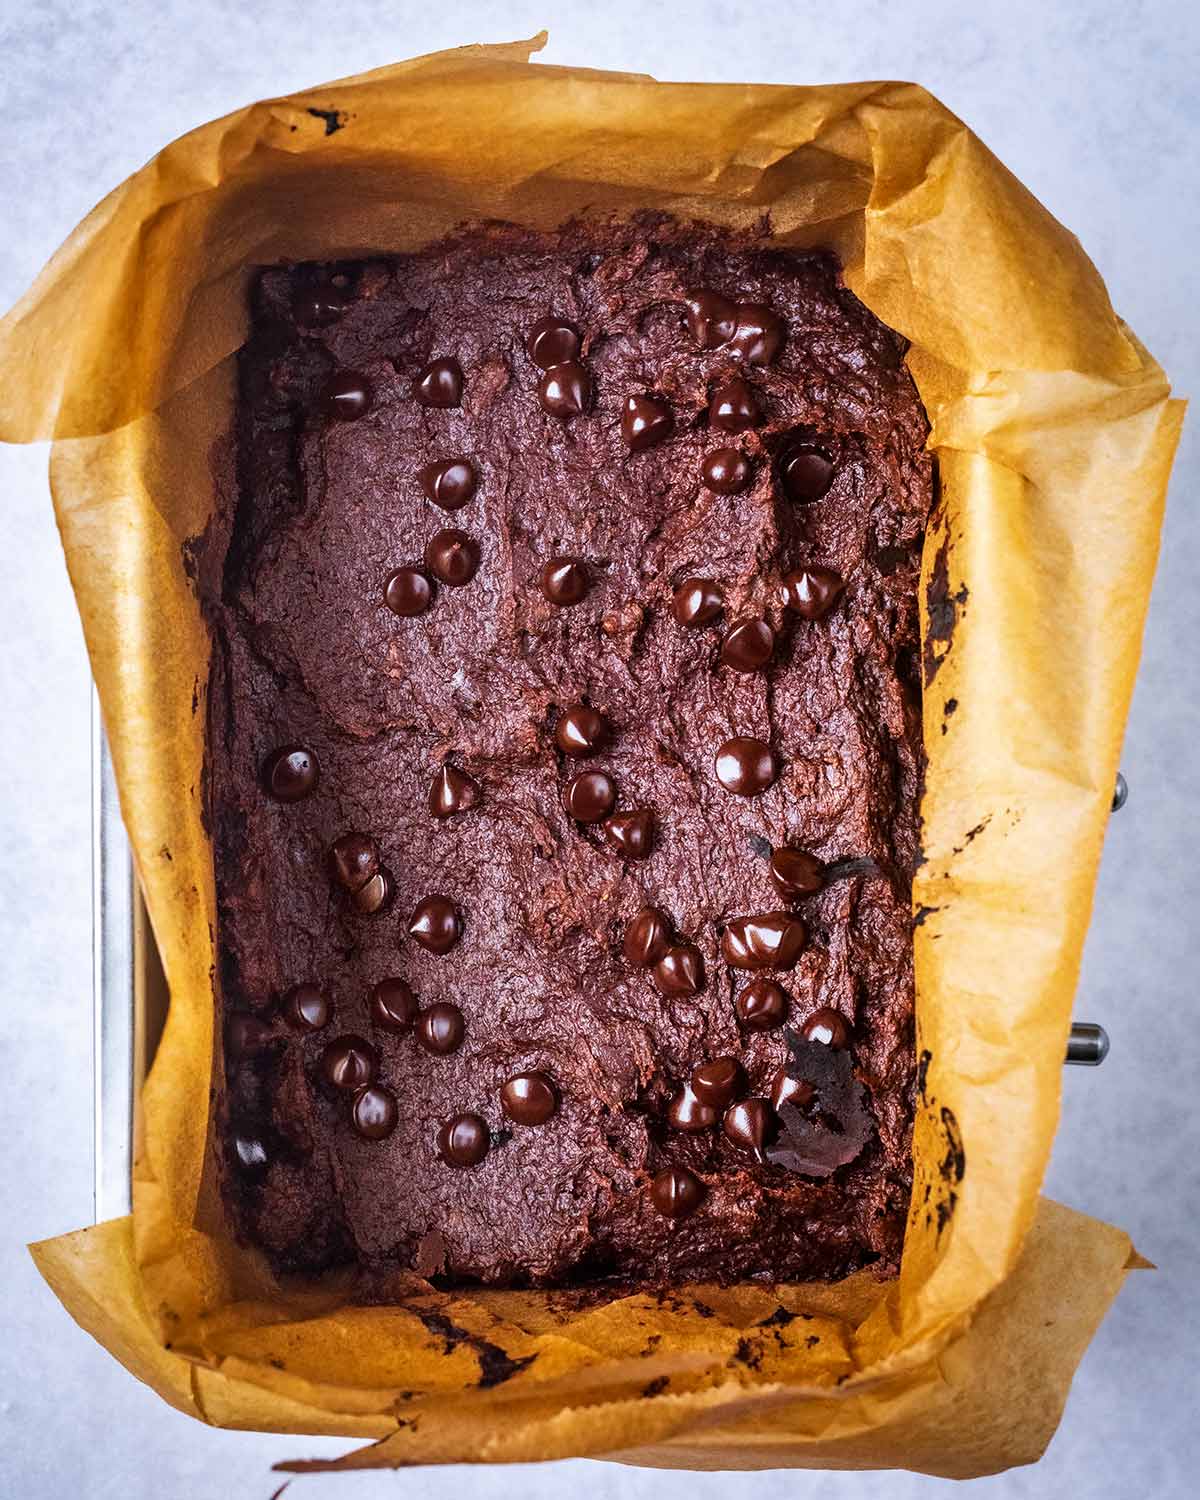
[{"xmin": 1, "ymin": 1, "xmax": 1196, "ymax": 1495}]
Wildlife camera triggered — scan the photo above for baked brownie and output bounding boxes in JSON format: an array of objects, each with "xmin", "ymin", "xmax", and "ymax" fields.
[{"xmin": 206, "ymin": 215, "xmax": 930, "ymax": 1288}]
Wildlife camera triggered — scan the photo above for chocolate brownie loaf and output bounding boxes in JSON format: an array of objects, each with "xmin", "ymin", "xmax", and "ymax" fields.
[{"xmin": 208, "ymin": 215, "xmax": 931, "ymax": 1288}]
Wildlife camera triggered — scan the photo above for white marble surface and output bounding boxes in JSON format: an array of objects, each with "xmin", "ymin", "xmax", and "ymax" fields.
[{"xmin": 1, "ymin": 2, "xmax": 1197, "ymax": 1495}]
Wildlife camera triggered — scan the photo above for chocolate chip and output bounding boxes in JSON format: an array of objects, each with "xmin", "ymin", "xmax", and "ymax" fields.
[
  {"xmin": 225, "ymin": 1011, "xmax": 274, "ymax": 1059},
  {"xmin": 720, "ymin": 617, "xmax": 775, "ymax": 673},
  {"xmin": 768, "ymin": 847, "xmax": 824, "ymax": 903},
  {"xmin": 769, "ymin": 1064, "xmax": 814, "ymax": 1112},
  {"xmin": 233, "ymin": 1134, "xmax": 269, "ymax": 1174},
  {"xmin": 735, "ymin": 978, "xmax": 789, "ymax": 1031},
  {"xmin": 604, "ymin": 809, "xmax": 654, "ymax": 859},
  {"xmin": 781, "ymin": 566, "xmax": 843, "ymax": 619},
  {"xmin": 322, "ymin": 371, "xmax": 372, "ymax": 420},
  {"xmin": 292, "ymin": 283, "xmax": 348, "ymax": 327},
  {"xmin": 537, "ymin": 360, "xmax": 591, "ymax": 417},
  {"xmin": 413, "ymin": 357, "xmax": 463, "ymax": 408},
  {"xmin": 351, "ymin": 1084, "xmax": 398, "ymax": 1140},
  {"xmin": 653, "ymin": 944, "xmax": 704, "ymax": 997},
  {"xmin": 281, "ymin": 984, "xmax": 330, "ymax": 1032},
  {"xmin": 623, "ymin": 906, "xmax": 672, "ymax": 967},
  {"xmin": 672, "ymin": 577, "xmax": 724, "ymax": 627},
  {"xmin": 800, "ymin": 1007, "xmax": 850, "ymax": 1049},
  {"xmin": 731, "ymin": 303, "xmax": 785, "ymax": 365},
  {"xmin": 780, "ymin": 444, "xmax": 834, "ymax": 503},
  {"xmin": 424, "ymin": 529, "xmax": 478, "ymax": 587},
  {"xmin": 329, "ymin": 833, "xmax": 380, "ymax": 892},
  {"xmin": 416, "ymin": 1001, "xmax": 465, "ymax": 1054},
  {"xmin": 352, "ymin": 868, "xmax": 394, "ymax": 914},
  {"xmin": 722, "ymin": 1098, "xmax": 774, "ymax": 1158},
  {"xmin": 540, "ymin": 556, "xmax": 589, "ymax": 606},
  {"xmin": 554, "ymin": 704, "xmax": 606, "ymax": 756},
  {"xmin": 408, "ymin": 896, "xmax": 462, "ymax": 955},
  {"xmin": 650, "ymin": 1165, "xmax": 705, "ymax": 1218},
  {"xmin": 429, "ymin": 765, "xmax": 481, "ymax": 817},
  {"xmin": 320, "ymin": 1035, "xmax": 378, "ymax": 1090},
  {"xmin": 666, "ymin": 1085, "xmax": 718, "ymax": 1132},
  {"xmin": 261, "ymin": 745, "xmax": 320, "ymax": 802},
  {"xmin": 722, "ymin": 913, "xmax": 807, "ymax": 970},
  {"xmin": 438, "ymin": 1112, "xmax": 489, "ymax": 1166},
  {"xmin": 690, "ymin": 1056, "xmax": 742, "ymax": 1109},
  {"xmin": 700, "ymin": 447, "xmax": 752, "ymax": 494},
  {"xmin": 709, "ymin": 377, "xmax": 760, "ymax": 433},
  {"xmin": 684, "ymin": 289, "xmax": 737, "ymax": 349},
  {"xmin": 500, "ymin": 1071, "xmax": 558, "ymax": 1125},
  {"xmin": 527, "ymin": 315, "xmax": 582, "ymax": 369},
  {"xmin": 370, "ymin": 978, "xmax": 418, "ymax": 1032},
  {"xmin": 418, "ymin": 458, "xmax": 477, "ymax": 511},
  {"xmin": 621, "ymin": 393, "xmax": 673, "ymax": 452},
  {"xmin": 714, "ymin": 737, "xmax": 777, "ymax": 797},
  {"xmin": 563, "ymin": 769, "xmax": 616, "ymax": 823},
  {"xmin": 383, "ymin": 567, "xmax": 433, "ymax": 617}
]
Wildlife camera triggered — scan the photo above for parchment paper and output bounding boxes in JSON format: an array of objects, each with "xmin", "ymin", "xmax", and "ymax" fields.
[{"xmin": 0, "ymin": 35, "xmax": 1181, "ymax": 1476}]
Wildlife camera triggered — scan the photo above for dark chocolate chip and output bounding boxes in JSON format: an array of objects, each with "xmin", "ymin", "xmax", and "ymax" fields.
[
  {"xmin": 352, "ymin": 1084, "xmax": 398, "ymax": 1140},
  {"xmin": 781, "ymin": 444, "xmax": 834, "ymax": 503},
  {"xmin": 537, "ymin": 360, "xmax": 591, "ymax": 417},
  {"xmin": 500, "ymin": 1072, "xmax": 559, "ymax": 1125},
  {"xmin": 672, "ymin": 577, "xmax": 724, "ymax": 627},
  {"xmin": 233, "ymin": 1134, "xmax": 269, "ymax": 1174},
  {"xmin": 720, "ymin": 617, "xmax": 775, "ymax": 673},
  {"xmin": 225, "ymin": 1011, "xmax": 274, "ymax": 1059},
  {"xmin": 731, "ymin": 303, "xmax": 785, "ymax": 364},
  {"xmin": 781, "ymin": 566, "xmax": 844, "ymax": 619},
  {"xmin": 563, "ymin": 769, "xmax": 616, "ymax": 823},
  {"xmin": 690, "ymin": 1056, "xmax": 742, "ymax": 1110},
  {"xmin": 292, "ymin": 283, "xmax": 348, "ymax": 328},
  {"xmin": 709, "ymin": 376, "xmax": 760, "ymax": 433},
  {"xmin": 261, "ymin": 745, "xmax": 320, "ymax": 803},
  {"xmin": 322, "ymin": 371, "xmax": 372, "ymax": 421},
  {"xmin": 714, "ymin": 737, "xmax": 777, "ymax": 797},
  {"xmin": 653, "ymin": 944, "xmax": 704, "ymax": 997},
  {"xmin": 621, "ymin": 393, "xmax": 673, "ymax": 452},
  {"xmin": 282, "ymin": 983, "xmax": 330, "ymax": 1032},
  {"xmin": 735, "ymin": 978, "xmax": 789, "ymax": 1031},
  {"xmin": 438, "ymin": 1112, "xmax": 489, "ymax": 1166},
  {"xmin": 352, "ymin": 868, "xmax": 394, "ymax": 914},
  {"xmin": 667, "ymin": 1085, "xmax": 718, "ymax": 1132},
  {"xmin": 424, "ymin": 529, "xmax": 478, "ymax": 587},
  {"xmin": 554, "ymin": 704, "xmax": 606, "ymax": 757},
  {"xmin": 383, "ymin": 567, "xmax": 433, "ymax": 617},
  {"xmin": 540, "ymin": 556, "xmax": 589, "ymax": 606},
  {"xmin": 700, "ymin": 447, "xmax": 752, "ymax": 495},
  {"xmin": 413, "ymin": 357, "xmax": 463, "ymax": 408},
  {"xmin": 370, "ymin": 978, "xmax": 418, "ymax": 1032},
  {"xmin": 418, "ymin": 458, "xmax": 477, "ymax": 511},
  {"xmin": 650, "ymin": 1165, "xmax": 705, "ymax": 1218},
  {"xmin": 770, "ymin": 1064, "xmax": 814, "ymax": 1112},
  {"xmin": 416, "ymin": 1001, "xmax": 465, "ymax": 1054},
  {"xmin": 800, "ymin": 1007, "xmax": 850, "ymax": 1049},
  {"xmin": 429, "ymin": 765, "xmax": 481, "ymax": 818},
  {"xmin": 768, "ymin": 847, "xmax": 825, "ymax": 903},
  {"xmin": 623, "ymin": 906, "xmax": 672, "ymax": 967},
  {"xmin": 329, "ymin": 833, "xmax": 380, "ymax": 892},
  {"xmin": 722, "ymin": 913, "xmax": 807, "ymax": 970},
  {"xmin": 527, "ymin": 315, "xmax": 582, "ymax": 370},
  {"xmin": 722, "ymin": 1098, "xmax": 774, "ymax": 1158},
  {"xmin": 604, "ymin": 809, "xmax": 654, "ymax": 860},
  {"xmin": 320, "ymin": 1035, "xmax": 378, "ymax": 1091},
  {"xmin": 684, "ymin": 289, "xmax": 737, "ymax": 349},
  {"xmin": 408, "ymin": 896, "xmax": 462, "ymax": 955}
]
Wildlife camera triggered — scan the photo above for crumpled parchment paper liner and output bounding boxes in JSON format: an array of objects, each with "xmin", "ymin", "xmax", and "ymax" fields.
[{"xmin": 1, "ymin": 34, "xmax": 1181, "ymax": 1475}]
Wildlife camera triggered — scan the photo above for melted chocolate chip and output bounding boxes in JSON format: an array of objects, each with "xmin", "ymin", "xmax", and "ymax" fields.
[
  {"xmin": 352, "ymin": 868, "xmax": 394, "ymax": 914},
  {"xmin": 527, "ymin": 315, "xmax": 582, "ymax": 369},
  {"xmin": 731, "ymin": 303, "xmax": 785, "ymax": 364},
  {"xmin": 352, "ymin": 1084, "xmax": 398, "ymax": 1140},
  {"xmin": 722, "ymin": 913, "xmax": 807, "ymax": 970},
  {"xmin": 672, "ymin": 577, "xmax": 724, "ymax": 627},
  {"xmin": 653, "ymin": 944, "xmax": 704, "ymax": 997},
  {"xmin": 714, "ymin": 737, "xmax": 777, "ymax": 797},
  {"xmin": 329, "ymin": 833, "xmax": 380, "ymax": 892},
  {"xmin": 768, "ymin": 847, "xmax": 825, "ymax": 903},
  {"xmin": 800, "ymin": 1007, "xmax": 851, "ymax": 1049},
  {"xmin": 684, "ymin": 289, "xmax": 737, "ymax": 349},
  {"xmin": 722, "ymin": 1098, "xmax": 774, "ymax": 1158},
  {"xmin": 292, "ymin": 283, "xmax": 348, "ymax": 328},
  {"xmin": 623, "ymin": 906, "xmax": 672, "ymax": 967},
  {"xmin": 604, "ymin": 809, "xmax": 654, "ymax": 859},
  {"xmin": 438, "ymin": 1113, "xmax": 489, "ymax": 1167},
  {"xmin": 621, "ymin": 393, "xmax": 673, "ymax": 452},
  {"xmin": 429, "ymin": 765, "xmax": 481, "ymax": 817},
  {"xmin": 424, "ymin": 529, "xmax": 478, "ymax": 587},
  {"xmin": 690, "ymin": 1056, "xmax": 742, "ymax": 1109},
  {"xmin": 563, "ymin": 769, "xmax": 616, "ymax": 823},
  {"xmin": 418, "ymin": 458, "xmax": 477, "ymax": 511},
  {"xmin": 554, "ymin": 704, "xmax": 606, "ymax": 757},
  {"xmin": 540, "ymin": 556, "xmax": 589, "ymax": 606},
  {"xmin": 322, "ymin": 371, "xmax": 372, "ymax": 421},
  {"xmin": 720, "ymin": 617, "xmax": 775, "ymax": 673},
  {"xmin": 650, "ymin": 1165, "xmax": 705, "ymax": 1218},
  {"xmin": 383, "ymin": 567, "xmax": 433, "ymax": 617},
  {"xmin": 735, "ymin": 978, "xmax": 788, "ymax": 1031},
  {"xmin": 282, "ymin": 984, "xmax": 330, "ymax": 1032},
  {"xmin": 413, "ymin": 357, "xmax": 463, "ymax": 408},
  {"xmin": 500, "ymin": 1072, "xmax": 559, "ymax": 1125},
  {"xmin": 225, "ymin": 1011, "xmax": 274, "ymax": 1059},
  {"xmin": 370, "ymin": 978, "xmax": 418, "ymax": 1032},
  {"xmin": 700, "ymin": 447, "xmax": 752, "ymax": 495},
  {"xmin": 781, "ymin": 566, "xmax": 843, "ymax": 619},
  {"xmin": 781, "ymin": 444, "xmax": 835, "ymax": 503},
  {"xmin": 537, "ymin": 361, "xmax": 591, "ymax": 417},
  {"xmin": 408, "ymin": 895, "xmax": 462, "ymax": 954},
  {"xmin": 416, "ymin": 1001, "xmax": 465, "ymax": 1054},
  {"xmin": 667, "ymin": 1085, "xmax": 718, "ymax": 1132},
  {"xmin": 320, "ymin": 1035, "xmax": 378, "ymax": 1091},
  {"xmin": 709, "ymin": 377, "xmax": 760, "ymax": 433},
  {"xmin": 261, "ymin": 745, "xmax": 320, "ymax": 802},
  {"xmin": 770, "ymin": 1064, "xmax": 814, "ymax": 1112}
]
